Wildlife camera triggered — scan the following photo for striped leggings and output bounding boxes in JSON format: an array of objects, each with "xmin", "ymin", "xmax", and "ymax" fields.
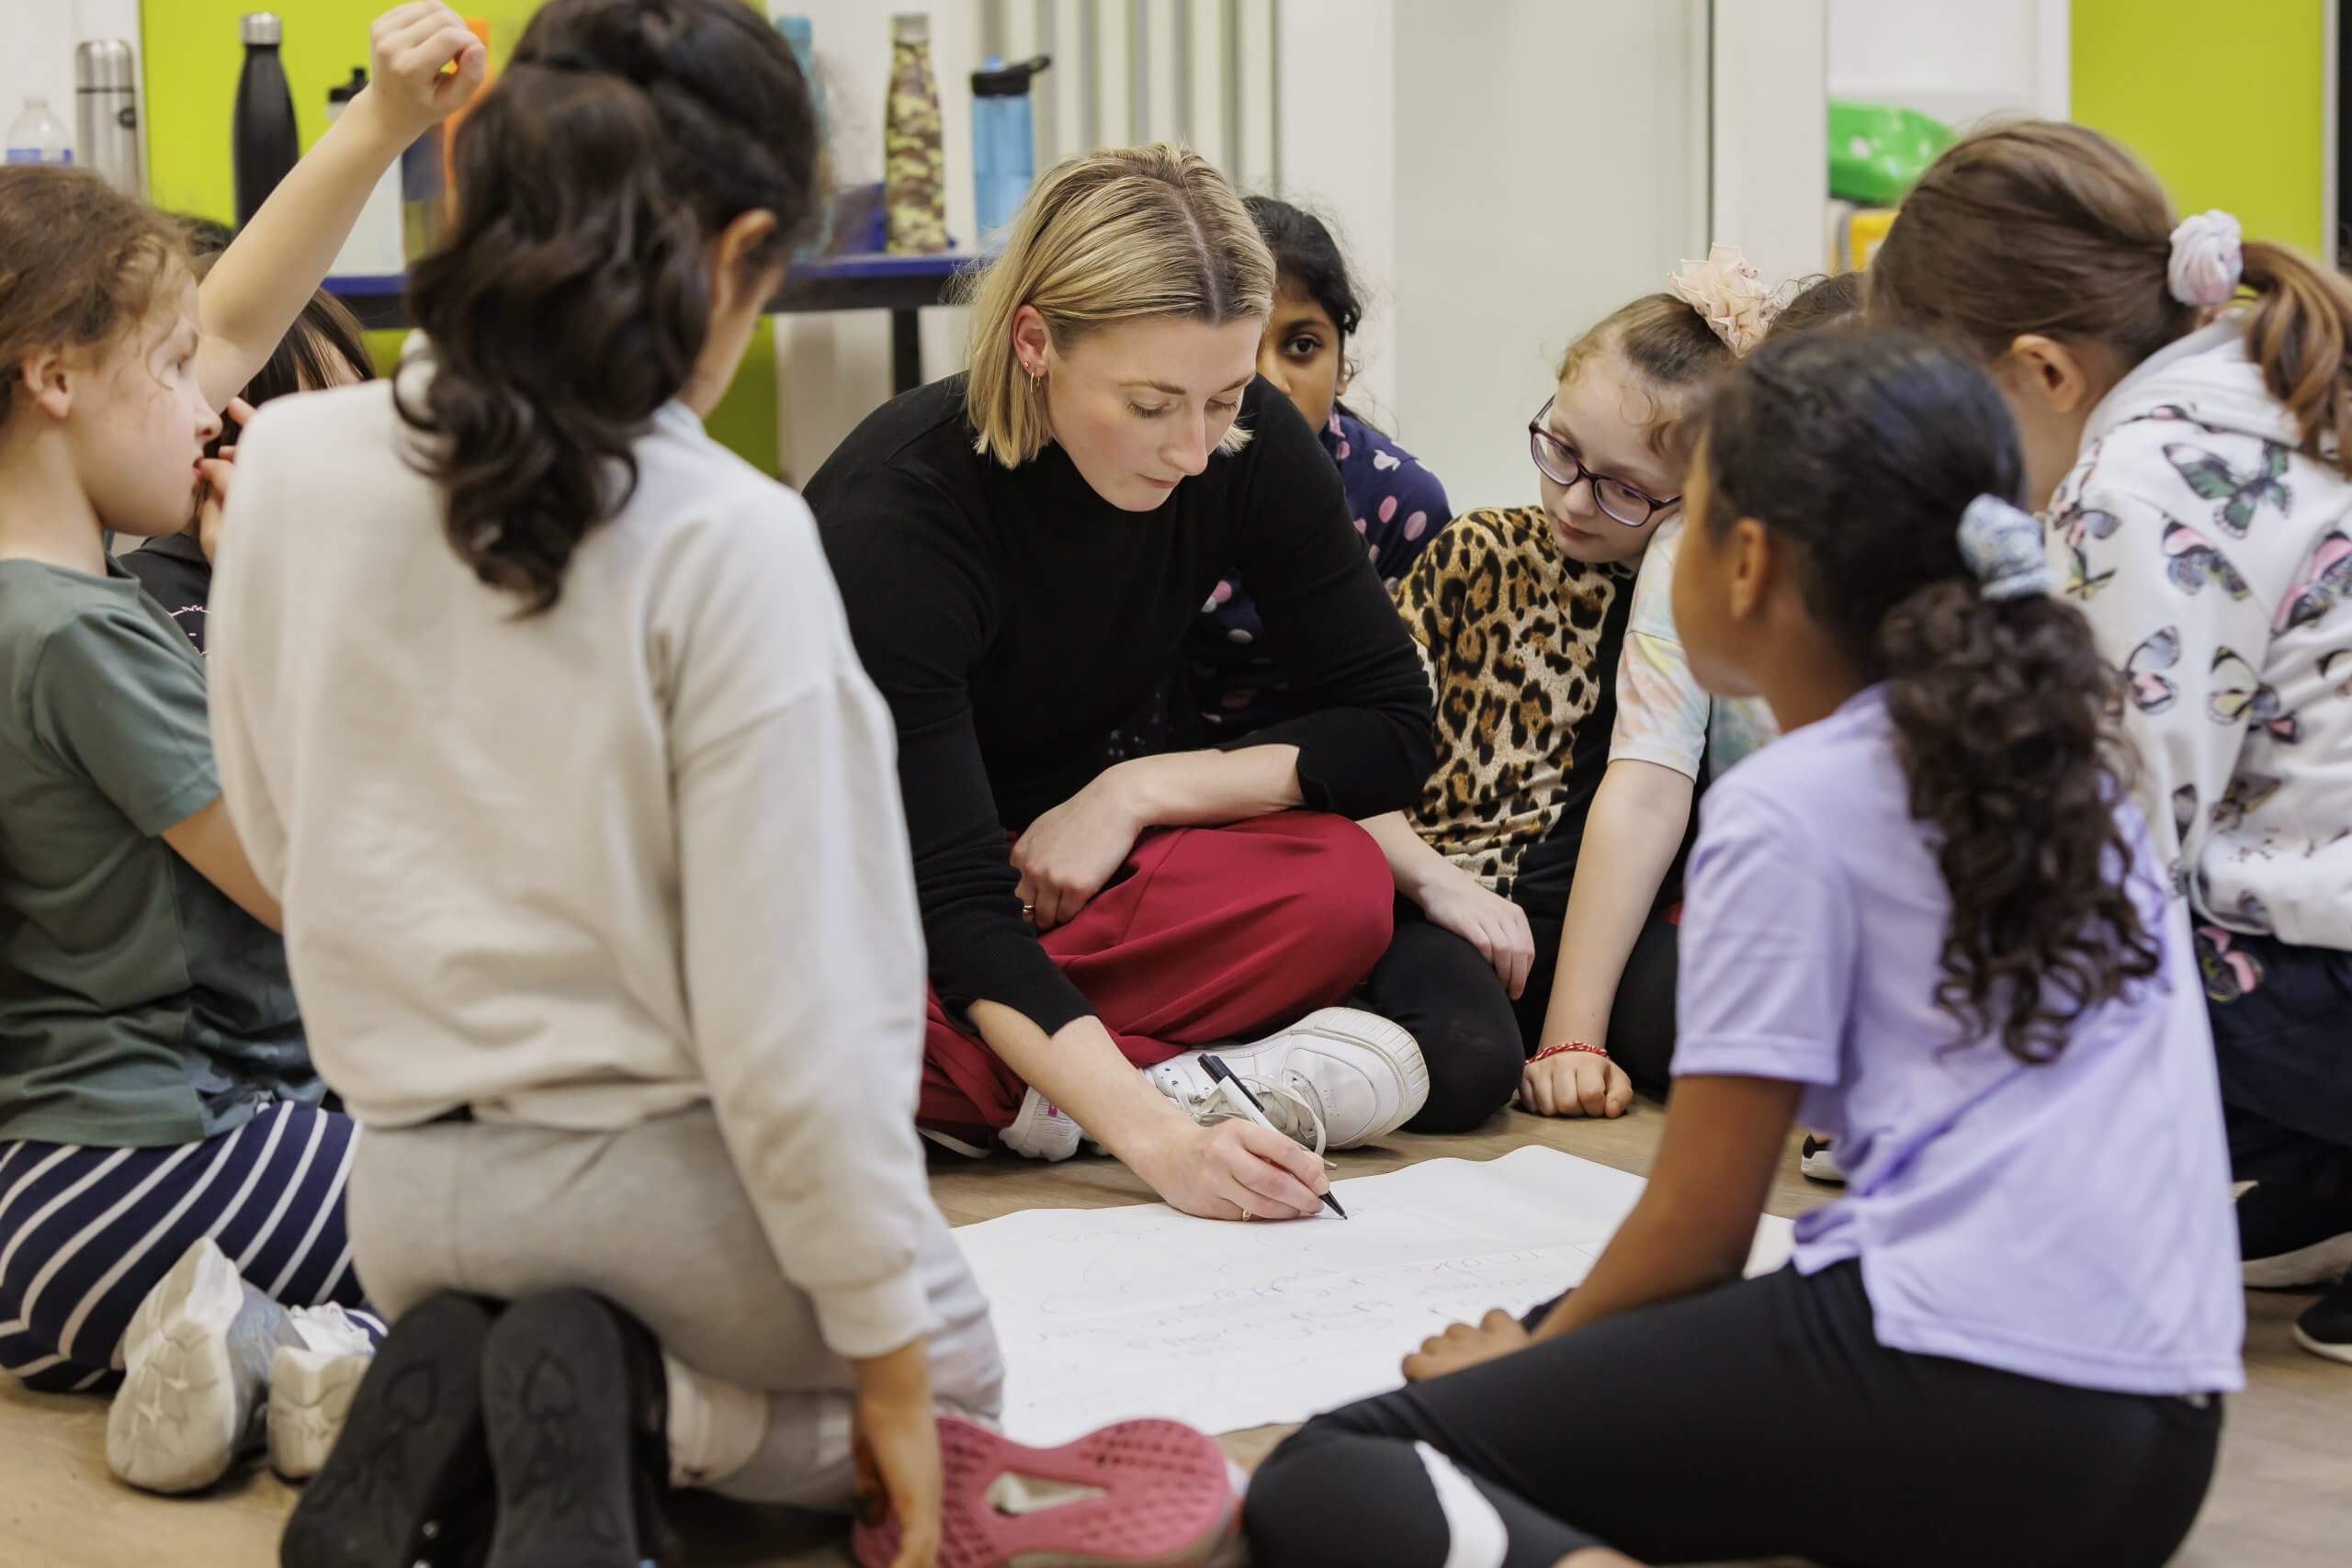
[{"xmin": 0, "ymin": 1100, "xmax": 380, "ymax": 1393}]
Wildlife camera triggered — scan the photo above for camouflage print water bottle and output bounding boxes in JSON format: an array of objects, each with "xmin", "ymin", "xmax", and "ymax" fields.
[{"xmin": 884, "ymin": 13, "xmax": 948, "ymax": 254}]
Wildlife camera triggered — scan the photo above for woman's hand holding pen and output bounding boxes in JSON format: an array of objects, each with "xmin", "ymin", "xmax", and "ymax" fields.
[{"xmin": 1129, "ymin": 1118, "xmax": 1329, "ymax": 1224}]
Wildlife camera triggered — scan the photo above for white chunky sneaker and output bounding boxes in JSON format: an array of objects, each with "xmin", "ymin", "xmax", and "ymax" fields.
[
  {"xmin": 1001, "ymin": 1086, "xmax": 1083, "ymax": 1162},
  {"xmin": 1147, "ymin": 1009, "xmax": 1429, "ymax": 1151},
  {"xmin": 107, "ymin": 1238, "xmax": 277, "ymax": 1494},
  {"xmin": 266, "ymin": 1346, "xmax": 370, "ymax": 1480},
  {"xmin": 266, "ymin": 1304, "xmax": 379, "ymax": 1480}
]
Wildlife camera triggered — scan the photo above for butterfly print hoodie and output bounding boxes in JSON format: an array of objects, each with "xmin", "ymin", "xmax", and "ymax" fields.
[{"xmin": 2048, "ymin": 316, "xmax": 2352, "ymax": 949}]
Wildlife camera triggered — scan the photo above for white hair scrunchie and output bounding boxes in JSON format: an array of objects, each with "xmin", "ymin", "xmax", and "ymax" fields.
[
  {"xmin": 1668, "ymin": 244, "xmax": 1777, "ymax": 357},
  {"xmin": 2167, "ymin": 209, "xmax": 2245, "ymax": 309},
  {"xmin": 1957, "ymin": 495, "xmax": 2053, "ymax": 602}
]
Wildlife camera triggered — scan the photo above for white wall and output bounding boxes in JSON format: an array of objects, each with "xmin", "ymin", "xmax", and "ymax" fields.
[
  {"xmin": 1715, "ymin": 0, "xmax": 1828, "ymax": 289},
  {"xmin": 1387, "ymin": 0, "xmax": 1713, "ymax": 508},
  {"xmin": 1826, "ymin": 0, "xmax": 2069, "ymax": 130},
  {"xmin": 1, "ymin": 0, "xmax": 145, "ymax": 171},
  {"xmin": 1270, "ymin": 0, "xmax": 1396, "ymax": 425}
]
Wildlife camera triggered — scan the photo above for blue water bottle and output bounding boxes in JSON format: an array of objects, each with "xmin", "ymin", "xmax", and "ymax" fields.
[
  {"xmin": 970, "ymin": 55, "xmax": 1049, "ymax": 249},
  {"xmin": 774, "ymin": 15, "xmax": 834, "ymax": 257}
]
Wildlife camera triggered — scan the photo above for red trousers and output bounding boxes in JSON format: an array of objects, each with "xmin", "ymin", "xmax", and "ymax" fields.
[{"xmin": 920, "ymin": 812, "xmax": 1395, "ymax": 1131}]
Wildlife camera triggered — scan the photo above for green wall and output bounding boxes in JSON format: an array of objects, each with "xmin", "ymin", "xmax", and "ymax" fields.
[
  {"xmin": 141, "ymin": 1, "xmax": 781, "ymax": 473},
  {"xmin": 2073, "ymin": 0, "xmax": 2329, "ymax": 256}
]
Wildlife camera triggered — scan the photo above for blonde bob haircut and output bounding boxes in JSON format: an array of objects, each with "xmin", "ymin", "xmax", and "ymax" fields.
[{"xmin": 958, "ymin": 142, "xmax": 1275, "ymax": 467}]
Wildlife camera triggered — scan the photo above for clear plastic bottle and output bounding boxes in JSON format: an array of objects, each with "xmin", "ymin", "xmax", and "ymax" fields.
[
  {"xmin": 883, "ymin": 14, "xmax": 947, "ymax": 254},
  {"xmin": 6, "ymin": 97, "xmax": 74, "ymax": 166}
]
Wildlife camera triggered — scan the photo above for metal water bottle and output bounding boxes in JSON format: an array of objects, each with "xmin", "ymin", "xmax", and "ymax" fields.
[
  {"xmin": 232, "ymin": 12, "xmax": 299, "ymax": 226},
  {"xmin": 74, "ymin": 41, "xmax": 141, "ymax": 196}
]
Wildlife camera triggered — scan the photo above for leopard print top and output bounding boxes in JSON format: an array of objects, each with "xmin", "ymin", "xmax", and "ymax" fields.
[{"xmin": 1393, "ymin": 505, "xmax": 1638, "ymax": 908}]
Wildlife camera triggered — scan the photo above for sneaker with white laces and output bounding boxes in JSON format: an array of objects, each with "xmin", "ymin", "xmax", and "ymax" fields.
[
  {"xmin": 1147, "ymin": 1009, "xmax": 1429, "ymax": 1151},
  {"xmin": 107, "ymin": 1237, "xmax": 280, "ymax": 1494},
  {"xmin": 1001, "ymin": 1086, "xmax": 1083, "ymax": 1162}
]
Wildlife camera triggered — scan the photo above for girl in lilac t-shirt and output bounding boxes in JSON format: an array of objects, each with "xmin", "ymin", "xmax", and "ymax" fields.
[{"xmin": 1243, "ymin": 328, "xmax": 2241, "ymax": 1568}]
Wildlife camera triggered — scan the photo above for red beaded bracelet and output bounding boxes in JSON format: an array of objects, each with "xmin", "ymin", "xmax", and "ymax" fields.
[{"xmin": 1530, "ymin": 1040, "xmax": 1609, "ymax": 1065}]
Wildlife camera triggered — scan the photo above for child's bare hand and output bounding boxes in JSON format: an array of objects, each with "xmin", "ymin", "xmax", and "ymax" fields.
[
  {"xmin": 366, "ymin": 3, "xmax": 488, "ymax": 141},
  {"xmin": 1520, "ymin": 1050, "xmax": 1633, "ymax": 1119},
  {"xmin": 1402, "ymin": 1309, "xmax": 1530, "ymax": 1382},
  {"xmin": 196, "ymin": 398, "xmax": 256, "ymax": 564},
  {"xmin": 196, "ymin": 459, "xmax": 235, "ymax": 564}
]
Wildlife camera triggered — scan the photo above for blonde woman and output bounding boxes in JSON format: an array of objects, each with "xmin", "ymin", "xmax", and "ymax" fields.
[{"xmin": 807, "ymin": 144, "xmax": 1436, "ymax": 1223}]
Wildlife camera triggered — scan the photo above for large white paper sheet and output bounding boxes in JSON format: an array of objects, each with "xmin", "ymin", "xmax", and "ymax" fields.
[{"xmin": 953, "ymin": 1146, "xmax": 1797, "ymax": 1442}]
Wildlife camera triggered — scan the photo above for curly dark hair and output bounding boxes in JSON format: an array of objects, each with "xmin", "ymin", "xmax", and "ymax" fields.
[
  {"xmin": 396, "ymin": 0, "xmax": 821, "ymax": 613},
  {"xmin": 1700, "ymin": 327, "xmax": 2162, "ymax": 1065}
]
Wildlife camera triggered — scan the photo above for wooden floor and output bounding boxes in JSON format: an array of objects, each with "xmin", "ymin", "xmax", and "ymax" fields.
[{"xmin": 4, "ymin": 1103, "xmax": 2345, "ymax": 1566}]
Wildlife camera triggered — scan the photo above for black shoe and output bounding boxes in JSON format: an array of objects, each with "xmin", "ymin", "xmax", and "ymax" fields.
[
  {"xmin": 480, "ymin": 1290, "xmax": 680, "ymax": 1568},
  {"xmin": 2293, "ymin": 1271, "xmax": 2352, "ymax": 1366},
  {"xmin": 2236, "ymin": 1183, "xmax": 2352, "ymax": 1289},
  {"xmin": 1800, "ymin": 1135, "xmax": 1846, "ymax": 1186},
  {"xmin": 281, "ymin": 1292, "xmax": 497, "ymax": 1568}
]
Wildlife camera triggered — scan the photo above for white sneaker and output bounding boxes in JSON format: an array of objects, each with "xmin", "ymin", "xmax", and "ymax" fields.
[
  {"xmin": 1001, "ymin": 1087, "xmax": 1082, "ymax": 1162},
  {"xmin": 265, "ymin": 1303, "xmax": 378, "ymax": 1480},
  {"xmin": 107, "ymin": 1238, "xmax": 275, "ymax": 1494},
  {"xmin": 1147, "ymin": 1009, "xmax": 1429, "ymax": 1151},
  {"xmin": 266, "ymin": 1344, "xmax": 371, "ymax": 1480}
]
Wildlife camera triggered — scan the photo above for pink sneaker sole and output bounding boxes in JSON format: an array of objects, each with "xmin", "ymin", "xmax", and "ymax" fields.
[{"xmin": 853, "ymin": 1416, "xmax": 1237, "ymax": 1568}]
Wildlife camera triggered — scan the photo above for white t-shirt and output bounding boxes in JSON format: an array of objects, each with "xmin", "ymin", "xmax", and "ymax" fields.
[
  {"xmin": 208, "ymin": 377, "xmax": 938, "ymax": 1359},
  {"xmin": 1608, "ymin": 520, "xmax": 1779, "ymax": 782}
]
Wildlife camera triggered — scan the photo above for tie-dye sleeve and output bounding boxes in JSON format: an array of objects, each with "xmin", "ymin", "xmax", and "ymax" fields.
[{"xmin": 1608, "ymin": 524, "xmax": 1712, "ymax": 781}]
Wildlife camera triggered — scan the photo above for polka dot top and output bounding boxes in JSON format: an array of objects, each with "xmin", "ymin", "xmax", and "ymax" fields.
[{"xmin": 1188, "ymin": 408, "xmax": 1453, "ymax": 738}]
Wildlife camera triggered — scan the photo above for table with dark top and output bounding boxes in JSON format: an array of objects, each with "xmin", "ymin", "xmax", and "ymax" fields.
[{"xmin": 327, "ymin": 250, "xmax": 971, "ymax": 396}]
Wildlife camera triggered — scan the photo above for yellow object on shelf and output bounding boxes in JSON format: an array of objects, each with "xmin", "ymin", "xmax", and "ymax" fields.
[
  {"xmin": 1826, "ymin": 205, "xmax": 1897, "ymax": 273},
  {"xmin": 1847, "ymin": 209, "xmax": 1896, "ymax": 270}
]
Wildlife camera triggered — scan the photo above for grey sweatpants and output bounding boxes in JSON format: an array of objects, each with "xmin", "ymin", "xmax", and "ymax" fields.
[{"xmin": 346, "ymin": 1105, "xmax": 1002, "ymax": 1506}]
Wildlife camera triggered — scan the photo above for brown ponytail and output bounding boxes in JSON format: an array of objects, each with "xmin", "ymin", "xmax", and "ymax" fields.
[
  {"xmin": 396, "ymin": 0, "xmax": 820, "ymax": 614},
  {"xmin": 2239, "ymin": 238, "xmax": 2352, "ymax": 469},
  {"xmin": 1871, "ymin": 119, "xmax": 2352, "ymax": 476}
]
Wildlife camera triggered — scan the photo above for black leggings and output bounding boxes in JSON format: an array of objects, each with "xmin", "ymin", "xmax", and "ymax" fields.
[
  {"xmin": 2202, "ymin": 928, "xmax": 2352, "ymax": 1202},
  {"xmin": 1360, "ymin": 899, "xmax": 1682, "ymax": 1133},
  {"xmin": 1245, "ymin": 1262, "xmax": 2221, "ymax": 1568}
]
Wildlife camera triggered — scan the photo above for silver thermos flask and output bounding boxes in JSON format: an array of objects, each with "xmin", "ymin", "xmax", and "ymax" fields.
[{"xmin": 74, "ymin": 40, "xmax": 141, "ymax": 196}]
